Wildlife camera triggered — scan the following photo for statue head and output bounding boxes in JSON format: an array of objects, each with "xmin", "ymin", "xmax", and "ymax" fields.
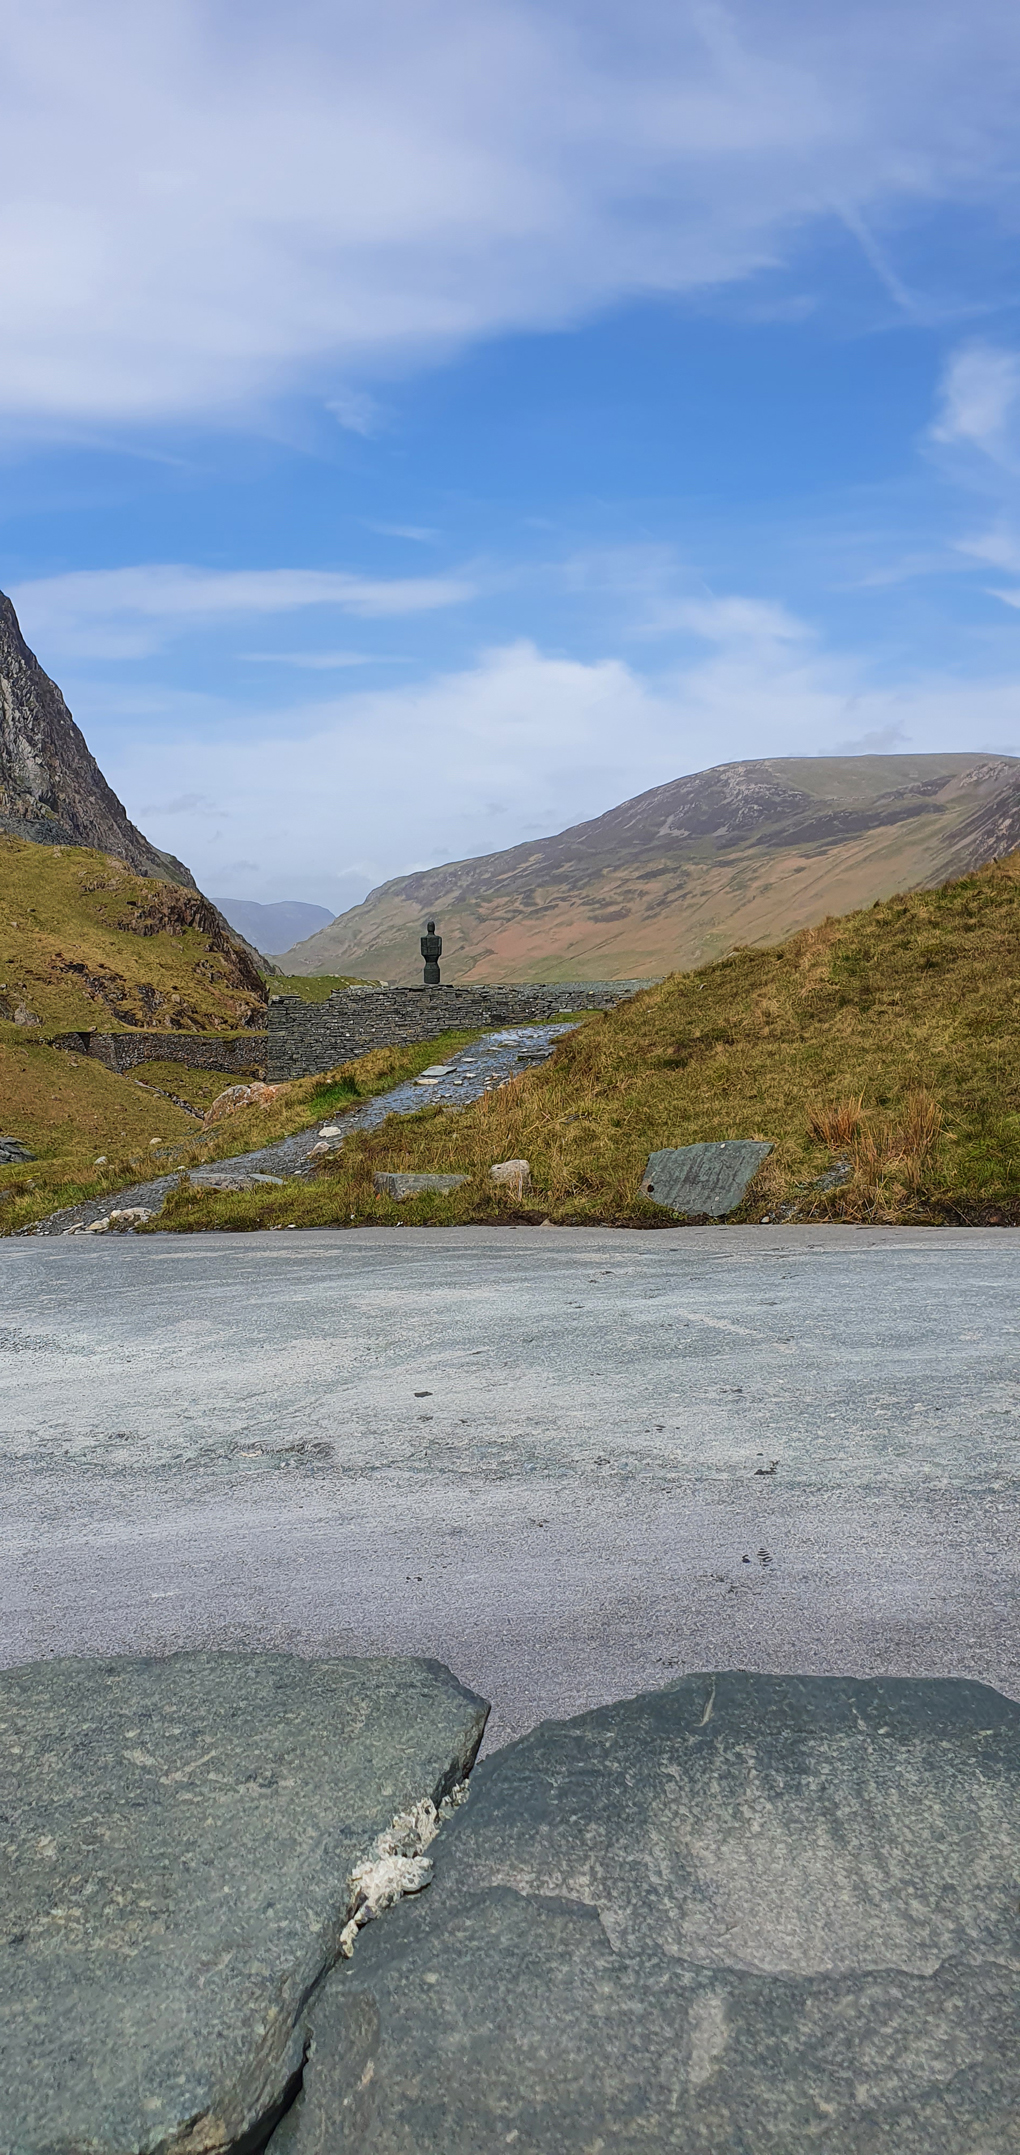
[{"xmin": 426, "ymin": 919, "xmax": 435, "ymax": 933}]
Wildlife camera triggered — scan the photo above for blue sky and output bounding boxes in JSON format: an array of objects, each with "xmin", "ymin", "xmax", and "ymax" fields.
[{"xmin": 3, "ymin": 0, "xmax": 1020, "ymax": 910}]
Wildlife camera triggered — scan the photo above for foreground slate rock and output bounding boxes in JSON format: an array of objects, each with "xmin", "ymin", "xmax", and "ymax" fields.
[
  {"xmin": 372, "ymin": 1172, "xmax": 468, "ymax": 1199},
  {"xmin": 272, "ymin": 1672, "xmax": 1020, "ymax": 2154},
  {"xmin": 641, "ymin": 1139, "xmax": 772, "ymax": 1216},
  {"xmin": 0, "ymin": 1652, "xmax": 487, "ymax": 2155}
]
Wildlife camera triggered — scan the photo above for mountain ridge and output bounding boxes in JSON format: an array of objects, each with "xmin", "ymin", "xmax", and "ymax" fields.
[
  {"xmin": 279, "ymin": 752, "xmax": 1020, "ymax": 982},
  {"xmin": 0, "ymin": 588, "xmax": 194, "ymax": 886}
]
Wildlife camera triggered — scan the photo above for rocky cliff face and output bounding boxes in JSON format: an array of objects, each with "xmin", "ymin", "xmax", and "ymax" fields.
[{"xmin": 0, "ymin": 588, "xmax": 195, "ymax": 886}]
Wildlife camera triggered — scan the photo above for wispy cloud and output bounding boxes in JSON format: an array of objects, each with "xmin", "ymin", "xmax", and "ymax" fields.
[
  {"xmin": 931, "ymin": 344, "xmax": 1020, "ymax": 464},
  {"xmin": 87, "ymin": 602, "xmax": 1020, "ymax": 902},
  {"xmin": 3, "ymin": 2, "xmax": 1020, "ymax": 428},
  {"xmin": 240, "ymin": 650, "xmax": 400, "ymax": 670},
  {"xmin": 10, "ymin": 563, "xmax": 475, "ymax": 659}
]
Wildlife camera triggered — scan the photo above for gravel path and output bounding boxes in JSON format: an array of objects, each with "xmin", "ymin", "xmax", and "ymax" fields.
[{"xmin": 19, "ymin": 1023, "xmax": 578, "ymax": 1236}]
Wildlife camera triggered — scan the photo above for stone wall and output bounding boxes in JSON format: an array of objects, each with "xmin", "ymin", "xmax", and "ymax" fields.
[
  {"xmin": 266, "ymin": 982, "xmax": 655, "ymax": 1083},
  {"xmin": 49, "ymin": 1029, "xmax": 268, "ymax": 1077}
]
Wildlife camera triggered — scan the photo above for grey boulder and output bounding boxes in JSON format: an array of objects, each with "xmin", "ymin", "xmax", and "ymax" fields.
[
  {"xmin": 0, "ymin": 1136, "xmax": 33, "ymax": 1163},
  {"xmin": 640, "ymin": 1138, "xmax": 771, "ymax": 1216},
  {"xmin": 273, "ymin": 1671, "xmax": 1020, "ymax": 2153},
  {"xmin": 0, "ymin": 1651, "xmax": 487, "ymax": 2155}
]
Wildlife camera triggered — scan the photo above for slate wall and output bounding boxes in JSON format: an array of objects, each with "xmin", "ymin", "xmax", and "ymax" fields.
[
  {"xmin": 266, "ymin": 982, "xmax": 655, "ymax": 1082},
  {"xmin": 49, "ymin": 1029, "xmax": 268, "ymax": 1077}
]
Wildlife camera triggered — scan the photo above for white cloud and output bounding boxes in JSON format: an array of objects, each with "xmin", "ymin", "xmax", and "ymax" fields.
[
  {"xmin": 89, "ymin": 613, "xmax": 1020, "ymax": 902},
  {"xmin": 3, "ymin": 1, "xmax": 1020, "ymax": 427},
  {"xmin": 9, "ymin": 563, "xmax": 474, "ymax": 659},
  {"xmin": 932, "ymin": 344, "xmax": 1020, "ymax": 462}
]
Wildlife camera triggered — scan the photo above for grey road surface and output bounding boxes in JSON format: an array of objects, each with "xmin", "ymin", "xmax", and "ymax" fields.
[{"xmin": 2, "ymin": 1225, "xmax": 1018, "ymax": 1748}]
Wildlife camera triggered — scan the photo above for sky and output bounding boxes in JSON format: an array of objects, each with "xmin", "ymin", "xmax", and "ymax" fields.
[{"xmin": 3, "ymin": 2, "xmax": 1020, "ymax": 913}]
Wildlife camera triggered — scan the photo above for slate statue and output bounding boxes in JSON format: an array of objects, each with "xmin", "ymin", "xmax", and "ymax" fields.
[{"xmin": 421, "ymin": 918, "xmax": 442, "ymax": 985}]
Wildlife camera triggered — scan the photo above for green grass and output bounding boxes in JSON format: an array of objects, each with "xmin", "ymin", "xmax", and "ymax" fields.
[
  {"xmin": 151, "ymin": 855, "xmax": 1020, "ymax": 1233},
  {"xmin": 1, "ymin": 1028, "xmax": 487, "ymax": 1234},
  {"xmin": 0, "ymin": 835, "xmax": 265, "ymax": 1032}
]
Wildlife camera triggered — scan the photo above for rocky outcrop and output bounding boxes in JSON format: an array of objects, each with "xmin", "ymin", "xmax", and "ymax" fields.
[
  {"xmin": 0, "ymin": 588, "xmax": 194, "ymax": 884},
  {"xmin": 0, "ymin": 1651, "xmax": 487, "ymax": 2155},
  {"xmin": 275, "ymin": 1671, "xmax": 1020, "ymax": 2153}
]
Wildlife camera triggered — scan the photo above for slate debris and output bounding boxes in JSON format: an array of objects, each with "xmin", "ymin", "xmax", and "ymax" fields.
[
  {"xmin": 272, "ymin": 1671, "xmax": 1020, "ymax": 2154},
  {"xmin": 640, "ymin": 1140, "xmax": 772, "ymax": 1217},
  {"xmin": 372, "ymin": 1171, "xmax": 469, "ymax": 1199},
  {"xmin": 0, "ymin": 1651, "xmax": 487, "ymax": 2155},
  {"xmin": 0, "ymin": 1136, "xmax": 33, "ymax": 1163}
]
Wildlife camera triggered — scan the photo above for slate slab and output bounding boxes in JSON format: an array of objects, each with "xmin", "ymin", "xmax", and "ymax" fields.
[
  {"xmin": 640, "ymin": 1139, "xmax": 772, "ymax": 1216},
  {"xmin": 372, "ymin": 1172, "xmax": 468, "ymax": 1199},
  {"xmin": 0, "ymin": 1651, "xmax": 487, "ymax": 2155},
  {"xmin": 272, "ymin": 1671, "xmax": 1020, "ymax": 2154}
]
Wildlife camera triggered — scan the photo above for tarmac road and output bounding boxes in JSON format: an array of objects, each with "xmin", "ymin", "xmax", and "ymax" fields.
[{"xmin": 2, "ymin": 1223, "xmax": 1019, "ymax": 1748}]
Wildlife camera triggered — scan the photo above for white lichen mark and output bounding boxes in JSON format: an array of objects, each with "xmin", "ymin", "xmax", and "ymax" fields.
[{"xmin": 339, "ymin": 1781, "xmax": 469, "ymax": 1958}]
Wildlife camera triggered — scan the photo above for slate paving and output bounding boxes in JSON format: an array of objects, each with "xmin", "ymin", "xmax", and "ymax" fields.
[
  {"xmin": 0, "ymin": 1651, "xmax": 487, "ymax": 2155},
  {"xmin": 20, "ymin": 1023, "xmax": 577, "ymax": 1236},
  {"xmin": 273, "ymin": 1671, "xmax": 1020, "ymax": 2155}
]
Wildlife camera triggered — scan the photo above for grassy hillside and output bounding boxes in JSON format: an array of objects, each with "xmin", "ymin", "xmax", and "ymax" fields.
[
  {"xmin": 156, "ymin": 852, "xmax": 1020, "ymax": 1233},
  {"xmin": 0, "ymin": 836, "xmax": 266, "ymax": 1032},
  {"xmin": 0, "ymin": 1030, "xmax": 485, "ymax": 1234},
  {"xmin": 279, "ymin": 752, "xmax": 1020, "ymax": 984}
]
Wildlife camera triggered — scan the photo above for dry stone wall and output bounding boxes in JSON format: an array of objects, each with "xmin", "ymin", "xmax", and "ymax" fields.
[
  {"xmin": 266, "ymin": 982, "xmax": 654, "ymax": 1082},
  {"xmin": 49, "ymin": 1029, "xmax": 268, "ymax": 1076}
]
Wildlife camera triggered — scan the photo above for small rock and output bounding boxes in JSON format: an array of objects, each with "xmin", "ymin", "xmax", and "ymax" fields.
[
  {"xmin": 204, "ymin": 1082, "xmax": 281, "ymax": 1126},
  {"xmin": 318, "ymin": 1125, "xmax": 344, "ymax": 1137},
  {"xmin": 12, "ymin": 1005, "xmax": 40, "ymax": 1026},
  {"xmin": 373, "ymin": 1172, "xmax": 469, "ymax": 1200},
  {"xmin": 490, "ymin": 1158, "xmax": 532, "ymax": 1196},
  {"xmin": 0, "ymin": 1137, "xmax": 34, "ymax": 1164},
  {"xmin": 67, "ymin": 1207, "xmax": 152, "ymax": 1236}
]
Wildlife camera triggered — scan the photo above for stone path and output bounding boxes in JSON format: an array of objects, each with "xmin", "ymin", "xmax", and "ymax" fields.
[{"xmin": 19, "ymin": 1023, "xmax": 577, "ymax": 1236}]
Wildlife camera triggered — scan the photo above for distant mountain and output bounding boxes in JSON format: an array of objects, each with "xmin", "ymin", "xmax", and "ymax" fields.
[
  {"xmin": 213, "ymin": 898, "xmax": 335, "ymax": 956},
  {"xmin": 278, "ymin": 753, "xmax": 1020, "ymax": 983},
  {"xmin": 0, "ymin": 588, "xmax": 195, "ymax": 885}
]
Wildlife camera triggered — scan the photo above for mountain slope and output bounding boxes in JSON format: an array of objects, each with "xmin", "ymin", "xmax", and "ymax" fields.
[
  {"xmin": 0, "ymin": 588, "xmax": 194, "ymax": 885},
  {"xmin": 213, "ymin": 898, "xmax": 335, "ymax": 955},
  {"xmin": 280, "ymin": 753, "xmax": 1020, "ymax": 983}
]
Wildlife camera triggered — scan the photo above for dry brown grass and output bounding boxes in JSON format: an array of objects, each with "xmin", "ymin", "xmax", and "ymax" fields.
[{"xmin": 806, "ymin": 1094, "xmax": 865, "ymax": 1148}]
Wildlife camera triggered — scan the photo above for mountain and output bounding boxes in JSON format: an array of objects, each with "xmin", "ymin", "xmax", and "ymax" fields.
[
  {"xmin": 278, "ymin": 753, "xmax": 1020, "ymax": 983},
  {"xmin": 0, "ymin": 588, "xmax": 194, "ymax": 885},
  {"xmin": 213, "ymin": 898, "xmax": 335, "ymax": 955}
]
